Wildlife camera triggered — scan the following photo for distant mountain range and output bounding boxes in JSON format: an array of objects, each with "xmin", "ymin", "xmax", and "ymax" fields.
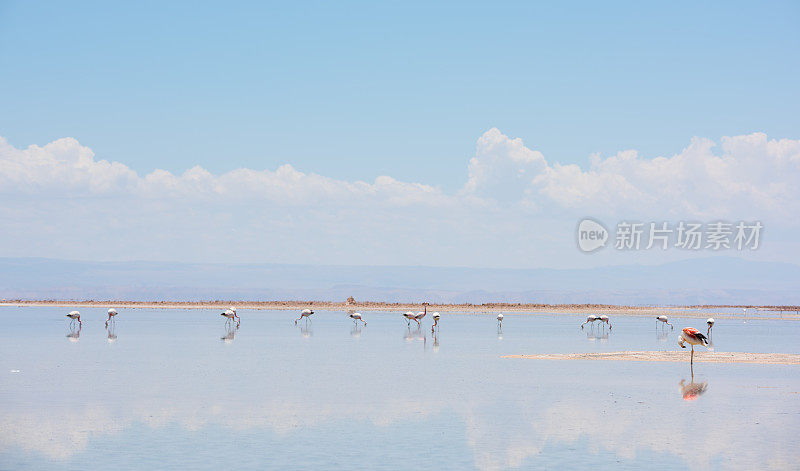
[{"xmin": 1, "ymin": 257, "xmax": 798, "ymax": 305}]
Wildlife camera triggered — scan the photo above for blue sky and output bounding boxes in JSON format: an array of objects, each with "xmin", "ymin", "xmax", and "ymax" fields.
[
  {"xmin": 1, "ymin": 1, "xmax": 798, "ymax": 189},
  {"xmin": 0, "ymin": 1, "xmax": 798, "ymax": 267}
]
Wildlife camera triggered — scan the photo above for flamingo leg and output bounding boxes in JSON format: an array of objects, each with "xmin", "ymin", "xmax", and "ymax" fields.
[{"xmin": 691, "ymin": 345, "xmax": 694, "ymax": 365}]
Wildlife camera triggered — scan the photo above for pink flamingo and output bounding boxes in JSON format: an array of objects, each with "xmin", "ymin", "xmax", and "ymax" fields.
[{"xmin": 678, "ymin": 327, "xmax": 710, "ymax": 365}]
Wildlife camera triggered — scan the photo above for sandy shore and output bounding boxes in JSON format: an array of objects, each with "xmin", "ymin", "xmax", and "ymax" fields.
[
  {"xmin": 504, "ymin": 351, "xmax": 800, "ymax": 364},
  {"xmin": 1, "ymin": 300, "xmax": 798, "ymax": 319}
]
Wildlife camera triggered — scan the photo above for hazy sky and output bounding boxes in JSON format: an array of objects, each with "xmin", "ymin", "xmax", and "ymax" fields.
[{"xmin": 0, "ymin": 1, "xmax": 798, "ymax": 267}]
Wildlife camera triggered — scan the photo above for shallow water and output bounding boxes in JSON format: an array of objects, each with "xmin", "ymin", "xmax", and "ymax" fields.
[{"xmin": 1, "ymin": 307, "xmax": 799, "ymax": 470}]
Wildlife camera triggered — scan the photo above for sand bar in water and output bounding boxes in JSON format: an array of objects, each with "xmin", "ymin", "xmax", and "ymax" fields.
[{"xmin": 503, "ymin": 351, "xmax": 800, "ymax": 364}]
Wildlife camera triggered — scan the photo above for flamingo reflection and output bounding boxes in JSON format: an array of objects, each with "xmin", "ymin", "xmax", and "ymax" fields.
[
  {"xmin": 66, "ymin": 324, "xmax": 81, "ymax": 342},
  {"xmin": 221, "ymin": 324, "xmax": 237, "ymax": 343},
  {"xmin": 299, "ymin": 324, "xmax": 312, "ymax": 339},
  {"xmin": 680, "ymin": 365, "xmax": 708, "ymax": 401},
  {"xmin": 350, "ymin": 323, "xmax": 362, "ymax": 338},
  {"xmin": 106, "ymin": 320, "xmax": 117, "ymax": 343},
  {"xmin": 585, "ymin": 326, "xmax": 609, "ymax": 342}
]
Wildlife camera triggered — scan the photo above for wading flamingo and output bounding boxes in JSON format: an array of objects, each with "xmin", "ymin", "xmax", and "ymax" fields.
[
  {"xmin": 66, "ymin": 311, "xmax": 81, "ymax": 327},
  {"xmin": 706, "ymin": 318, "xmax": 715, "ymax": 336},
  {"xmin": 656, "ymin": 315, "xmax": 673, "ymax": 329},
  {"xmin": 349, "ymin": 312, "xmax": 366, "ymax": 325},
  {"xmin": 431, "ymin": 312, "xmax": 440, "ymax": 333},
  {"xmin": 581, "ymin": 315, "xmax": 597, "ymax": 329},
  {"xmin": 403, "ymin": 311, "xmax": 417, "ymax": 326},
  {"xmin": 295, "ymin": 309, "xmax": 314, "ymax": 325},
  {"xmin": 414, "ymin": 304, "xmax": 428, "ymax": 325},
  {"xmin": 678, "ymin": 327, "xmax": 709, "ymax": 365},
  {"xmin": 220, "ymin": 308, "xmax": 240, "ymax": 328},
  {"xmin": 105, "ymin": 308, "xmax": 118, "ymax": 327},
  {"xmin": 598, "ymin": 315, "xmax": 612, "ymax": 329},
  {"xmin": 497, "ymin": 313, "xmax": 504, "ymax": 330}
]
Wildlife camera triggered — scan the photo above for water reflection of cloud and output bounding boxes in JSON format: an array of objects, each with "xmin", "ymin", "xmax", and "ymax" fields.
[
  {"xmin": 4, "ymin": 378, "xmax": 797, "ymax": 471},
  {"xmin": 2, "ymin": 329, "xmax": 799, "ymax": 469}
]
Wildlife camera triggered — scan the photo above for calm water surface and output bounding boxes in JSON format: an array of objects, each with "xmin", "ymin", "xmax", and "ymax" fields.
[{"xmin": 1, "ymin": 307, "xmax": 799, "ymax": 470}]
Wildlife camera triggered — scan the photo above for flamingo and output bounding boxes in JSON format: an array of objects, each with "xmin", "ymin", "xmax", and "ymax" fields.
[
  {"xmin": 403, "ymin": 311, "xmax": 416, "ymax": 326},
  {"xmin": 431, "ymin": 312, "xmax": 440, "ymax": 333},
  {"xmin": 220, "ymin": 309, "xmax": 240, "ymax": 327},
  {"xmin": 678, "ymin": 327, "xmax": 710, "ymax": 364},
  {"xmin": 706, "ymin": 318, "xmax": 714, "ymax": 336},
  {"xmin": 66, "ymin": 311, "xmax": 81, "ymax": 327},
  {"xmin": 656, "ymin": 315, "xmax": 673, "ymax": 329},
  {"xmin": 105, "ymin": 308, "xmax": 118, "ymax": 327},
  {"xmin": 295, "ymin": 308, "xmax": 314, "ymax": 325},
  {"xmin": 414, "ymin": 304, "xmax": 428, "ymax": 325},
  {"xmin": 349, "ymin": 312, "xmax": 366, "ymax": 325},
  {"xmin": 497, "ymin": 313, "xmax": 504, "ymax": 329},
  {"xmin": 581, "ymin": 315, "xmax": 597, "ymax": 329},
  {"xmin": 598, "ymin": 314, "xmax": 612, "ymax": 329}
]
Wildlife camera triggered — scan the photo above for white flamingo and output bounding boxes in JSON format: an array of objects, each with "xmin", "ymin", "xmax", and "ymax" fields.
[
  {"xmin": 706, "ymin": 318, "xmax": 715, "ymax": 336},
  {"xmin": 403, "ymin": 311, "xmax": 416, "ymax": 326},
  {"xmin": 105, "ymin": 308, "xmax": 118, "ymax": 327},
  {"xmin": 414, "ymin": 304, "xmax": 428, "ymax": 324},
  {"xmin": 497, "ymin": 313, "xmax": 504, "ymax": 329},
  {"xmin": 349, "ymin": 312, "xmax": 366, "ymax": 325},
  {"xmin": 295, "ymin": 309, "xmax": 314, "ymax": 325},
  {"xmin": 431, "ymin": 312, "xmax": 440, "ymax": 332},
  {"xmin": 598, "ymin": 314, "xmax": 612, "ymax": 329},
  {"xmin": 656, "ymin": 315, "xmax": 673, "ymax": 329},
  {"xmin": 66, "ymin": 311, "xmax": 81, "ymax": 327},
  {"xmin": 220, "ymin": 308, "xmax": 240, "ymax": 327},
  {"xmin": 581, "ymin": 315, "xmax": 597, "ymax": 329}
]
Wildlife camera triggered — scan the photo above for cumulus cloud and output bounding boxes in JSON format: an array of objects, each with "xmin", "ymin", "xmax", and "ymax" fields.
[
  {"xmin": 0, "ymin": 129, "xmax": 798, "ymax": 265},
  {"xmin": 0, "ymin": 137, "xmax": 450, "ymax": 208},
  {"xmin": 2, "ymin": 130, "xmax": 799, "ymax": 219},
  {"xmin": 463, "ymin": 129, "xmax": 800, "ymax": 220}
]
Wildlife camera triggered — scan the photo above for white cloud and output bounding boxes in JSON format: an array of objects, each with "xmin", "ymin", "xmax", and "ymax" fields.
[
  {"xmin": 463, "ymin": 129, "xmax": 800, "ymax": 220},
  {"xmin": 0, "ymin": 129, "xmax": 798, "ymax": 265}
]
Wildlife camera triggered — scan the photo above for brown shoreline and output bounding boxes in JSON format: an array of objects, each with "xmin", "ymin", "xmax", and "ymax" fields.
[{"xmin": 1, "ymin": 300, "xmax": 799, "ymax": 319}]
